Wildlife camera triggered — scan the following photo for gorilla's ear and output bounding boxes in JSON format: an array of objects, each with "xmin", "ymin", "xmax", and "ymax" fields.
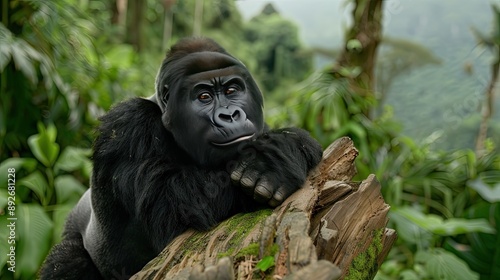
[{"xmin": 159, "ymin": 85, "xmax": 170, "ymax": 110}]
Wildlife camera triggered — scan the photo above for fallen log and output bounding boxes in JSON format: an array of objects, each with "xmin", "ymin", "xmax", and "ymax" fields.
[{"xmin": 132, "ymin": 137, "xmax": 396, "ymax": 280}]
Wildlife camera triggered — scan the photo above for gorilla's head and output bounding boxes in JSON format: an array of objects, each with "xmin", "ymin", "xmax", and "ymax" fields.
[{"xmin": 151, "ymin": 37, "xmax": 265, "ymax": 166}]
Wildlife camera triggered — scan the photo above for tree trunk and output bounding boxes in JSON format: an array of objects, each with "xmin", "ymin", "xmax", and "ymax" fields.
[
  {"xmin": 125, "ymin": 0, "xmax": 145, "ymax": 51},
  {"xmin": 476, "ymin": 55, "xmax": 499, "ymax": 155},
  {"xmin": 334, "ymin": 0, "xmax": 383, "ymax": 118},
  {"xmin": 131, "ymin": 137, "xmax": 396, "ymax": 280},
  {"xmin": 161, "ymin": 0, "xmax": 176, "ymax": 52},
  {"xmin": 193, "ymin": 0, "xmax": 204, "ymax": 36}
]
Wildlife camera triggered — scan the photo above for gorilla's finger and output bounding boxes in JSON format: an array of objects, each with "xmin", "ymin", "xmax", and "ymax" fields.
[
  {"xmin": 254, "ymin": 179, "xmax": 274, "ymax": 203},
  {"xmin": 240, "ymin": 169, "xmax": 260, "ymax": 193},
  {"xmin": 268, "ymin": 185, "xmax": 292, "ymax": 207},
  {"xmin": 231, "ymin": 161, "xmax": 248, "ymax": 184}
]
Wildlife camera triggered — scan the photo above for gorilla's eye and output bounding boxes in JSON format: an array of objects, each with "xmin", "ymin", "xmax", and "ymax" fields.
[
  {"xmin": 198, "ymin": 92, "xmax": 212, "ymax": 102},
  {"xmin": 225, "ymin": 87, "xmax": 238, "ymax": 95}
]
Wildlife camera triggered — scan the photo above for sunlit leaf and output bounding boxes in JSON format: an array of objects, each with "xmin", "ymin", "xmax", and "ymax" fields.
[
  {"xmin": 467, "ymin": 178, "xmax": 500, "ymax": 203},
  {"xmin": 18, "ymin": 171, "xmax": 49, "ymax": 205},
  {"xmin": 27, "ymin": 123, "xmax": 60, "ymax": 167},
  {"xmin": 255, "ymin": 255, "xmax": 275, "ymax": 272}
]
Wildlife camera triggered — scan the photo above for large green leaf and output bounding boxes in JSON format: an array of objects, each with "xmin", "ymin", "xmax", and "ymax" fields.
[
  {"xmin": 18, "ymin": 171, "xmax": 49, "ymax": 205},
  {"xmin": 27, "ymin": 123, "xmax": 60, "ymax": 168},
  {"xmin": 415, "ymin": 249, "xmax": 479, "ymax": 280},
  {"xmin": 16, "ymin": 204, "xmax": 53, "ymax": 279},
  {"xmin": 54, "ymin": 146, "xmax": 92, "ymax": 176}
]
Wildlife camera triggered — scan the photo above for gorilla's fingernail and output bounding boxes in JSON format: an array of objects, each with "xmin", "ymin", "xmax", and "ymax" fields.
[
  {"xmin": 230, "ymin": 171, "xmax": 242, "ymax": 182},
  {"xmin": 241, "ymin": 177, "xmax": 254, "ymax": 188},
  {"xmin": 255, "ymin": 185, "xmax": 272, "ymax": 199}
]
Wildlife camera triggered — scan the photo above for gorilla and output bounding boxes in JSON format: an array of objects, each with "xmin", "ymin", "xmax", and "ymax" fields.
[{"xmin": 40, "ymin": 37, "xmax": 323, "ymax": 279}]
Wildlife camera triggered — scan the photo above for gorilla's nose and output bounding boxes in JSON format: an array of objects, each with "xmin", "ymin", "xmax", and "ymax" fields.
[{"xmin": 214, "ymin": 105, "xmax": 246, "ymax": 127}]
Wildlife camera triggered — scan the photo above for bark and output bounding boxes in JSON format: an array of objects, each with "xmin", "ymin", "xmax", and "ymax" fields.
[
  {"xmin": 333, "ymin": 0, "xmax": 383, "ymax": 118},
  {"xmin": 125, "ymin": 0, "xmax": 145, "ymax": 51},
  {"xmin": 131, "ymin": 137, "xmax": 396, "ymax": 280}
]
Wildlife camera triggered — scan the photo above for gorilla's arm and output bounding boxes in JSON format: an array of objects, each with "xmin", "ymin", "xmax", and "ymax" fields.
[
  {"xmin": 231, "ymin": 128, "xmax": 323, "ymax": 207},
  {"xmin": 129, "ymin": 162, "xmax": 253, "ymax": 250}
]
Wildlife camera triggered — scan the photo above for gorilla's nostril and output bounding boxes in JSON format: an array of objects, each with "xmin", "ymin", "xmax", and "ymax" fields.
[
  {"xmin": 219, "ymin": 113, "xmax": 233, "ymax": 122},
  {"xmin": 232, "ymin": 111, "xmax": 240, "ymax": 121},
  {"xmin": 214, "ymin": 106, "xmax": 246, "ymax": 126}
]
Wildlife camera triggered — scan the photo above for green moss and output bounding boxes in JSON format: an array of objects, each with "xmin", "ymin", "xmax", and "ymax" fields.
[
  {"xmin": 215, "ymin": 209, "xmax": 273, "ymax": 259},
  {"xmin": 178, "ymin": 209, "xmax": 272, "ymax": 260},
  {"xmin": 269, "ymin": 243, "xmax": 279, "ymax": 256},
  {"xmin": 235, "ymin": 243, "xmax": 260, "ymax": 259},
  {"xmin": 345, "ymin": 229, "xmax": 384, "ymax": 280}
]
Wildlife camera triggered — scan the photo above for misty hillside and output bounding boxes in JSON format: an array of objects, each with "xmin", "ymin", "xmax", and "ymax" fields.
[{"xmin": 237, "ymin": 0, "xmax": 500, "ymax": 150}]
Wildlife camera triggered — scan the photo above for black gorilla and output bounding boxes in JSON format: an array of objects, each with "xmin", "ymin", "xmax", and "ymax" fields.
[{"xmin": 40, "ymin": 37, "xmax": 323, "ymax": 279}]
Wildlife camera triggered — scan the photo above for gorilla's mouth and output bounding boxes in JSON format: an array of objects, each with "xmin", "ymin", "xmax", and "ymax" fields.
[{"xmin": 211, "ymin": 134, "xmax": 255, "ymax": 147}]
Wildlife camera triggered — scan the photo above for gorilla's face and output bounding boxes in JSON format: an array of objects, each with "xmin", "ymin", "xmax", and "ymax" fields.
[{"xmin": 156, "ymin": 49, "xmax": 264, "ymax": 166}]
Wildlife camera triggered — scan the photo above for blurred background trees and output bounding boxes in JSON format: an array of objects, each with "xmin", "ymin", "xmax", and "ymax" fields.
[{"xmin": 0, "ymin": 0, "xmax": 499, "ymax": 279}]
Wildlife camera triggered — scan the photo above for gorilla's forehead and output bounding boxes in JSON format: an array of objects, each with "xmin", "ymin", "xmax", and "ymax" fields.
[
  {"xmin": 187, "ymin": 66, "xmax": 247, "ymax": 82},
  {"xmin": 181, "ymin": 51, "xmax": 244, "ymax": 76}
]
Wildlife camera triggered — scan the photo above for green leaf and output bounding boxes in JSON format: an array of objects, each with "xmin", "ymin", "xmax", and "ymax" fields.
[
  {"xmin": 432, "ymin": 219, "xmax": 495, "ymax": 235},
  {"xmin": 0, "ymin": 158, "xmax": 37, "ymax": 188},
  {"xmin": 467, "ymin": 178, "xmax": 500, "ymax": 203},
  {"xmin": 19, "ymin": 171, "xmax": 49, "ymax": 205},
  {"xmin": 389, "ymin": 209, "xmax": 432, "ymax": 247},
  {"xmin": 11, "ymin": 40, "xmax": 38, "ymax": 85},
  {"xmin": 54, "ymin": 146, "xmax": 92, "ymax": 174},
  {"xmin": 415, "ymin": 249, "xmax": 479, "ymax": 280},
  {"xmin": 255, "ymin": 255, "xmax": 275, "ymax": 272},
  {"xmin": 445, "ymin": 202, "xmax": 500, "ymax": 278},
  {"xmin": 16, "ymin": 204, "xmax": 53, "ymax": 279},
  {"xmin": 27, "ymin": 123, "xmax": 60, "ymax": 167},
  {"xmin": 392, "ymin": 207, "xmax": 495, "ymax": 236},
  {"xmin": 54, "ymin": 175, "xmax": 87, "ymax": 204}
]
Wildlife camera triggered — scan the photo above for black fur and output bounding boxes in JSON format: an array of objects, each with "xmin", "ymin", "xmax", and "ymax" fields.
[{"xmin": 40, "ymin": 37, "xmax": 323, "ymax": 279}]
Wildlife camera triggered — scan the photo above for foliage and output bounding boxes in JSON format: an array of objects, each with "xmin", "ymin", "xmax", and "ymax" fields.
[
  {"xmin": 0, "ymin": 0, "xmax": 159, "ymax": 162},
  {"xmin": 0, "ymin": 123, "xmax": 90, "ymax": 279},
  {"xmin": 266, "ymin": 63, "xmax": 500, "ymax": 278}
]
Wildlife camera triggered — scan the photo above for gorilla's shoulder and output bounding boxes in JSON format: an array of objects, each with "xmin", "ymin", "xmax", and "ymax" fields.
[
  {"xmin": 94, "ymin": 98, "xmax": 172, "ymax": 160},
  {"xmin": 101, "ymin": 98, "xmax": 161, "ymax": 124}
]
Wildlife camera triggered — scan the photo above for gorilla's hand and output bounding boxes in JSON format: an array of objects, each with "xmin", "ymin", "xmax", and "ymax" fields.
[{"xmin": 230, "ymin": 128, "xmax": 323, "ymax": 207}]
